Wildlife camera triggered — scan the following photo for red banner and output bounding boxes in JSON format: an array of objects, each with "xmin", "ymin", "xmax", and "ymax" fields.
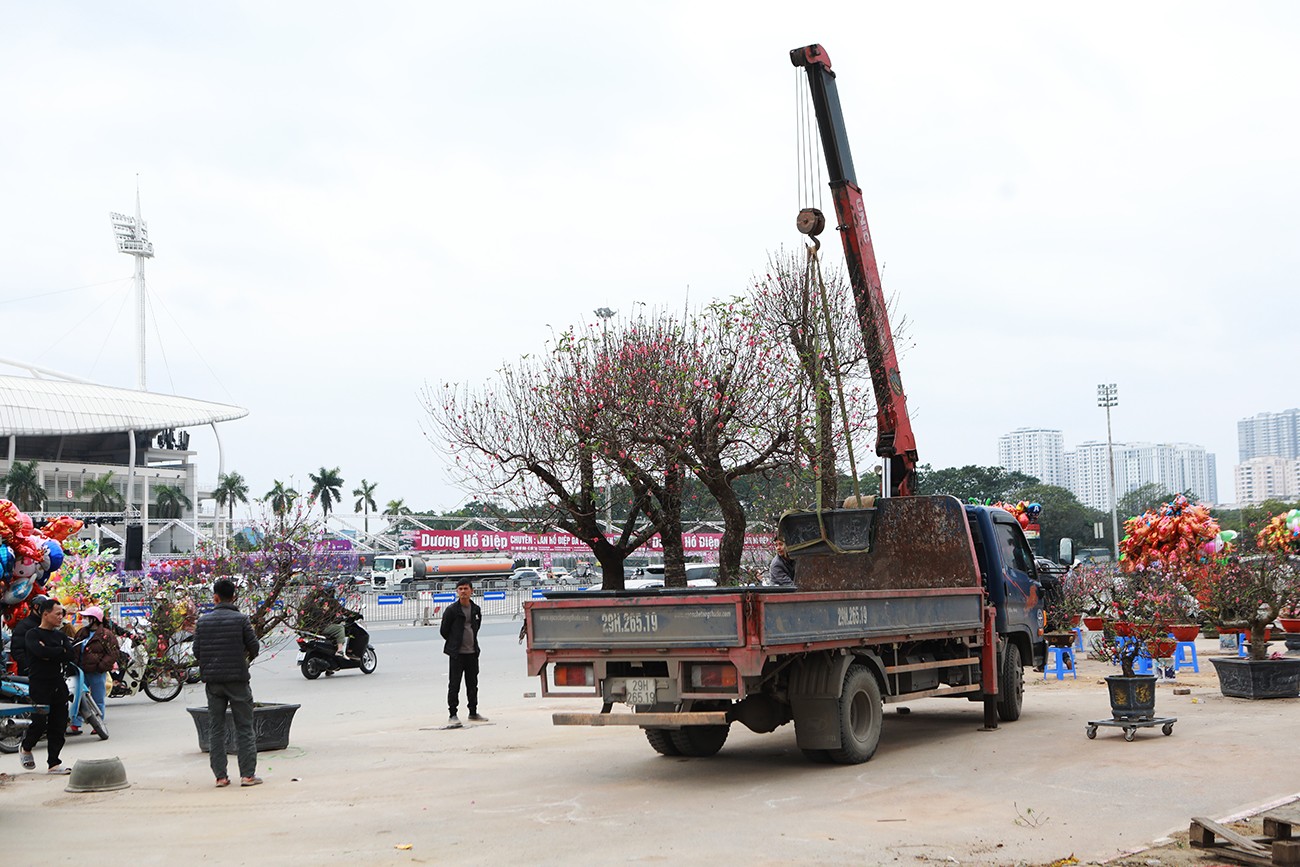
[{"xmin": 412, "ymin": 529, "xmax": 775, "ymax": 555}]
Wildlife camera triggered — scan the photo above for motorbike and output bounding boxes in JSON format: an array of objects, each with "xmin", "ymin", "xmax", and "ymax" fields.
[
  {"xmin": 0, "ymin": 644, "xmax": 108, "ymax": 753},
  {"xmin": 296, "ymin": 612, "xmax": 377, "ymax": 679}
]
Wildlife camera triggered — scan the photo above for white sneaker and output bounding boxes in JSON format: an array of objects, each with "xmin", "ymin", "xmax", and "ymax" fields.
[{"xmin": 447, "ymin": 714, "xmax": 463, "ymax": 728}]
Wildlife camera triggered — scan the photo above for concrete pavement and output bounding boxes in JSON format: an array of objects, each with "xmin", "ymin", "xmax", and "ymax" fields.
[{"xmin": 3, "ymin": 628, "xmax": 1297, "ymax": 865}]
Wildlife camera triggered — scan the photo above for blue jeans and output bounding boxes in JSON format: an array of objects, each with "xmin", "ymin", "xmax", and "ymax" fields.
[
  {"xmin": 206, "ymin": 681, "xmax": 257, "ymax": 780},
  {"xmin": 72, "ymin": 671, "xmax": 107, "ymax": 727}
]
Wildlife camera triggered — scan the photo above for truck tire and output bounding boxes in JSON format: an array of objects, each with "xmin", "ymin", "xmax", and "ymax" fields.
[
  {"xmin": 669, "ymin": 725, "xmax": 729, "ymax": 757},
  {"xmin": 644, "ymin": 728, "xmax": 681, "ymax": 756},
  {"xmin": 828, "ymin": 665, "xmax": 882, "ymax": 765},
  {"xmin": 997, "ymin": 642, "xmax": 1024, "ymax": 722}
]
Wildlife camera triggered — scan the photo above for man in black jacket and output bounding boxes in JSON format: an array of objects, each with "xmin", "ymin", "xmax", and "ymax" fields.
[
  {"xmin": 19, "ymin": 596, "xmax": 74, "ymax": 774},
  {"xmin": 9, "ymin": 595, "xmax": 47, "ymax": 676},
  {"xmin": 439, "ymin": 578, "xmax": 485, "ymax": 728},
  {"xmin": 193, "ymin": 578, "xmax": 261, "ymax": 787}
]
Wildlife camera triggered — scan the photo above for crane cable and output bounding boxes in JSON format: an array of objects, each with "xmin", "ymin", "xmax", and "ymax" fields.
[{"xmin": 804, "ymin": 242, "xmax": 862, "ymax": 505}]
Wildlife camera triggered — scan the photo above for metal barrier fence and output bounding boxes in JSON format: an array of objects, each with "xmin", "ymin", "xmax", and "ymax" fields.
[{"xmin": 109, "ymin": 587, "xmax": 570, "ymax": 627}]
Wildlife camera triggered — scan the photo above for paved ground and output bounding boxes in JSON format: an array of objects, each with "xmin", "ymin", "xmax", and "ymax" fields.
[{"xmin": 3, "ymin": 625, "xmax": 1298, "ymax": 866}]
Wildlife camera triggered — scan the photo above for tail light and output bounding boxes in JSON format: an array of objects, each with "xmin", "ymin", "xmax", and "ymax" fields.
[
  {"xmin": 686, "ymin": 663, "xmax": 738, "ymax": 691},
  {"xmin": 553, "ymin": 663, "xmax": 595, "ymax": 687}
]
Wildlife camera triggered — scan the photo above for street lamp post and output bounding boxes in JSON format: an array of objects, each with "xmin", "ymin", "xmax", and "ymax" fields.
[
  {"xmin": 593, "ymin": 308, "xmax": 616, "ymax": 534},
  {"xmin": 1097, "ymin": 383, "xmax": 1121, "ymax": 560}
]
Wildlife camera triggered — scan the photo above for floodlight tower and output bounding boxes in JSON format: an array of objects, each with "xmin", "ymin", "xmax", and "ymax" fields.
[
  {"xmin": 1097, "ymin": 383, "xmax": 1121, "ymax": 560},
  {"xmin": 110, "ymin": 188, "xmax": 155, "ymax": 391}
]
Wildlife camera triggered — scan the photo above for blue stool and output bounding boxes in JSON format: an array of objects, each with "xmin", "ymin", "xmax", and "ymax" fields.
[
  {"xmin": 1237, "ymin": 631, "xmax": 1249, "ymax": 658},
  {"xmin": 1133, "ymin": 649, "xmax": 1154, "ymax": 675},
  {"xmin": 1045, "ymin": 645, "xmax": 1076, "ymax": 680},
  {"xmin": 1172, "ymin": 640, "xmax": 1199, "ymax": 673},
  {"xmin": 1073, "ymin": 627, "xmax": 1085, "ymax": 651}
]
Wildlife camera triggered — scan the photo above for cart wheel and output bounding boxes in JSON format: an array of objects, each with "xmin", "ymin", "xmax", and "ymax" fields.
[
  {"xmin": 1086, "ymin": 724, "xmax": 1097, "ymax": 739},
  {"xmin": 1123, "ymin": 727, "xmax": 1136, "ymax": 742},
  {"xmin": 1162, "ymin": 722, "xmax": 1174, "ymax": 736}
]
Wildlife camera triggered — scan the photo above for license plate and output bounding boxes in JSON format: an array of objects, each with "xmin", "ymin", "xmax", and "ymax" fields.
[
  {"xmin": 295, "ymin": 653, "xmax": 304, "ymax": 663},
  {"xmin": 623, "ymin": 677, "xmax": 657, "ymax": 706}
]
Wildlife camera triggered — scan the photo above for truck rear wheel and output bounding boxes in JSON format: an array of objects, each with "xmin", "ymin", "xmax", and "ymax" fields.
[
  {"xmin": 669, "ymin": 725, "xmax": 729, "ymax": 757},
  {"xmin": 828, "ymin": 665, "xmax": 882, "ymax": 765},
  {"xmin": 997, "ymin": 642, "xmax": 1024, "ymax": 722},
  {"xmin": 644, "ymin": 728, "xmax": 681, "ymax": 756}
]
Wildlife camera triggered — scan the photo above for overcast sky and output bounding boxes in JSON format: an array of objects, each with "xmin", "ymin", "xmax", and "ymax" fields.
[{"xmin": 2, "ymin": 2, "xmax": 1296, "ymax": 518}]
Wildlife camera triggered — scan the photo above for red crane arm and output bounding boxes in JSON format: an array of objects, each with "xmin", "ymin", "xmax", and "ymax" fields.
[{"xmin": 790, "ymin": 43, "xmax": 918, "ymax": 497}]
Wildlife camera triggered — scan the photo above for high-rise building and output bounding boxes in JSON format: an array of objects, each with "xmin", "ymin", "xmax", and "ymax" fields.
[
  {"xmin": 1064, "ymin": 441, "xmax": 1218, "ymax": 510},
  {"xmin": 1238, "ymin": 409, "xmax": 1300, "ymax": 461},
  {"xmin": 997, "ymin": 428, "xmax": 1065, "ymax": 486},
  {"xmin": 1234, "ymin": 456, "xmax": 1300, "ymax": 505}
]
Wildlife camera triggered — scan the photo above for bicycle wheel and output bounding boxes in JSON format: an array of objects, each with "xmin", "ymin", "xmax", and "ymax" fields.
[{"xmin": 143, "ymin": 662, "xmax": 184, "ymax": 703}]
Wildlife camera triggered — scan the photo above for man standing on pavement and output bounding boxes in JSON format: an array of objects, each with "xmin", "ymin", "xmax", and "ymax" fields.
[
  {"xmin": 440, "ymin": 577, "xmax": 485, "ymax": 728},
  {"xmin": 192, "ymin": 578, "xmax": 262, "ymax": 787},
  {"xmin": 18, "ymin": 596, "xmax": 74, "ymax": 774}
]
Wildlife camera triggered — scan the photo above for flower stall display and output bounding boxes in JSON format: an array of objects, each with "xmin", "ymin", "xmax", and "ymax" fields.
[{"xmin": 0, "ymin": 499, "xmax": 83, "ymax": 631}]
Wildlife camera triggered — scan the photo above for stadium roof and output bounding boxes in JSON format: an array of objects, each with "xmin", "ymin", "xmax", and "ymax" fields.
[{"xmin": 0, "ymin": 374, "xmax": 247, "ymax": 436}]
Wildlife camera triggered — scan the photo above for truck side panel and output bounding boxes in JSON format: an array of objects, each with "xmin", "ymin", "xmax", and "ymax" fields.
[{"xmin": 758, "ymin": 589, "xmax": 982, "ymax": 645}]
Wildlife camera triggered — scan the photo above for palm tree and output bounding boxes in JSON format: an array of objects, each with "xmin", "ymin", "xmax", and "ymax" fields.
[
  {"xmin": 265, "ymin": 480, "xmax": 298, "ymax": 522},
  {"xmin": 309, "ymin": 467, "xmax": 344, "ymax": 522},
  {"xmin": 383, "ymin": 499, "xmax": 412, "ymax": 516},
  {"xmin": 3, "ymin": 460, "xmax": 45, "ymax": 512},
  {"xmin": 82, "ymin": 472, "xmax": 124, "ymax": 512},
  {"xmin": 353, "ymin": 479, "xmax": 378, "ymax": 533},
  {"xmin": 153, "ymin": 484, "xmax": 192, "ymax": 519},
  {"xmin": 213, "ymin": 471, "xmax": 250, "ymax": 537}
]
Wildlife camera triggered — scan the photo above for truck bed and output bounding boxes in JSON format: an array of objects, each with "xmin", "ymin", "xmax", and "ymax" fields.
[{"xmin": 525, "ymin": 585, "xmax": 984, "ymax": 676}]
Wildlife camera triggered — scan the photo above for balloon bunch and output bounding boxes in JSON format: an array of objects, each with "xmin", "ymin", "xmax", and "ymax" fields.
[
  {"xmin": 1118, "ymin": 494, "xmax": 1226, "ymax": 573},
  {"xmin": 990, "ymin": 501, "xmax": 1042, "ymax": 530},
  {"xmin": 1256, "ymin": 508, "xmax": 1300, "ymax": 554},
  {"xmin": 0, "ymin": 498, "xmax": 83, "ymax": 626}
]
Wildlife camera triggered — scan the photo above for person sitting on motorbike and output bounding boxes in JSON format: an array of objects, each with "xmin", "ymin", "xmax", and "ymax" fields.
[{"xmin": 300, "ymin": 586, "xmax": 359, "ymax": 659}]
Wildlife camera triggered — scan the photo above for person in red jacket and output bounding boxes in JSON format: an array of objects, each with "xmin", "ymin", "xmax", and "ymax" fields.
[{"xmin": 68, "ymin": 606, "xmax": 119, "ymax": 736}]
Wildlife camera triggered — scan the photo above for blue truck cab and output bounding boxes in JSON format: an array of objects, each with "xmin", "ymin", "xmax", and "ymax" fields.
[{"xmin": 966, "ymin": 504, "xmax": 1048, "ymax": 668}]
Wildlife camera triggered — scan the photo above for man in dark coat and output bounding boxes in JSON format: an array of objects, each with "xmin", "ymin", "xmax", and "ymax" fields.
[
  {"xmin": 193, "ymin": 578, "xmax": 261, "ymax": 787},
  {"xmin": 439, "ymin": 578, "xmax": 485, "ymax": 728},
  {"xmin": 19, "ymin": 596, "xmax": 74, "ymax": 773}
]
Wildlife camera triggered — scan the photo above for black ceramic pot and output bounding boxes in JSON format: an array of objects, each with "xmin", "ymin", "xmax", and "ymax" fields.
[
  {"xmin": 1209, "ymin": 657, "xmax": 1300, "ymax": 699},
  {"xmin": 186, "ymin": 702, "xmax": 301, "ymax": 753},
  {"xmin": 1105, "ymin": 674, "xmax": 1157, "ymax": 720}
]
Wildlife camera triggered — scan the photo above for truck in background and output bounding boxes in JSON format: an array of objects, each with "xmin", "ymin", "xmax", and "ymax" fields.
[{"xmin": 369, "ymin": 553, "xmax": 514, "ymax": 590}]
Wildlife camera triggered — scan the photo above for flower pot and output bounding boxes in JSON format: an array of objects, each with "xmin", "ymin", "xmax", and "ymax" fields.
[
  {"xmin": 1146, "ymin": 639, "xmax": 1177, "ymax": 659},
  {"xmin": 1106, "ymin": 674, "xmax": 1157, "ymax": 720},
  {"xmin": 1068, "ymin": 615, "xmax": 1082, "ymax": 628},
  {"xmin": 1217, "ymin": 623, "xmax": 1248, "ymax": 635},
  {"xmin": 1209, "ymin": 657, "xmax": 1300, "ymax": 699},
  {"xmin": 1082, "ymin": 616, "xmax": 1105, "ymax": 631},
  {"xmin": 186, "ymin": 702, "xmax": 301, "ymax": 753},
  {"xmin": 1113, "ymin": 621, "xmax": 1134, "ymax": 637},
  {"xmin": 1279, "ymin": 618, "xmax": 1300, "ymax": 634},
  {"xmin": 1168, "ymin": 624, "xmax": 1200, "ymax": 641}
]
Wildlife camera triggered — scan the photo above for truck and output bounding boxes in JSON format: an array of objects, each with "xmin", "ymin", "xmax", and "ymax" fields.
[
  {"xmin": 369, "ymin": 553, "xmax": 514, "ymax": 590},
  {"xmin": 521, "ymin": 44, "xmax": 1049, "ymax": 765}
]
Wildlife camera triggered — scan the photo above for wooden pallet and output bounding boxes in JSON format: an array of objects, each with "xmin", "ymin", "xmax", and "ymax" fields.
[{"xmin": 1189, "ymin": 809, "xmax": 1300, "ymax": 866}]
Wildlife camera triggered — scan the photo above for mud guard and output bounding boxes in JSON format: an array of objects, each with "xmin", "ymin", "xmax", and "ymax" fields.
[{"xmin": 789, "ymin": 651, "xmax": 856, "ymax": 750}]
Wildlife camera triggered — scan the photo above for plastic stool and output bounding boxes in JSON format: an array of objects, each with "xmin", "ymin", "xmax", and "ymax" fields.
[
  {"xmin": 1133, "ymin": 651, "xmax": 1154, "ymax": 675},
  {"xmin": 1171, "ymin": 640, "xmax": 1199, "ymax": 673},
  {"xmin": 1044, "ymin": 645, "xmax": 1076, "ymax": 680},
  {"xmin": 1238, "ymin": 631, "xmax": 1249, "ymax": 658},
  {"xmin": 1073, "ymin": 627, "xmax": 1085, "ymax": 651}
]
